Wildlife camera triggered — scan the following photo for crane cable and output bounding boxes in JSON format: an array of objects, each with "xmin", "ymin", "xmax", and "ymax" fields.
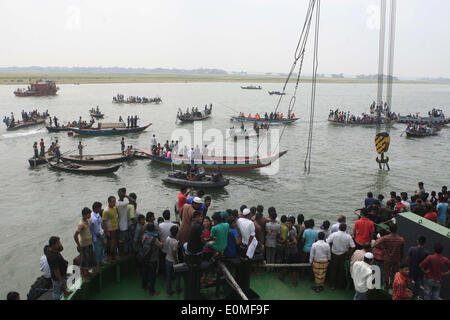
[
  {"xmin": 256, "ymin": 0, "xmax": 318, "ymax": 156},
  {"xmin": 304, "ymin": 0, "xmax": 320, "ymax": 174}
]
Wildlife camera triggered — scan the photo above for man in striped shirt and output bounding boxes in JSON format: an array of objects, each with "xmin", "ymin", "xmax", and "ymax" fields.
[{"xmin": 374, "ymin": 223, "xmax": 405, "ymax": 291}]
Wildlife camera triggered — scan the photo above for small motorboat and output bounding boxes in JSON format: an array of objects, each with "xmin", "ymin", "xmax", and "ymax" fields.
[
  {"xmin": 69, "ymin": 124, "xmax": 151, "ymax": 135},
  {"xmin": 268, "ymin": 91, "xmax": 286, "ymax": 95},
  {"xmin": 229, "ymin": 128, "xmax": 267, "ymax": 141},
  {"xmin": 89, "ymin": 110, "xmax": 104, "ymax": 118},
  {"xmin": 6, "ymin": 118, "xmax": 46, "ymax": 131},
  {"xmin": 61, "ymin": 153, "xmax": 134, "ymax": 164},
  {"xmin": 241, "ymin": 85, "xmax": 262, "ymax": 90},
  {"xmin": 162, "ymin": 170, "xmax": 229, "ymax": 188},
  {"xmin": 47, "ymin": 161, "xmax": 121, "ymax": 174}
]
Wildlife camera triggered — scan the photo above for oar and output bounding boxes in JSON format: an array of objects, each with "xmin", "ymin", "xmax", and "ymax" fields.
[{"xmin": 400, "ymin": 131, "xmax": 406, "ymax": 137}]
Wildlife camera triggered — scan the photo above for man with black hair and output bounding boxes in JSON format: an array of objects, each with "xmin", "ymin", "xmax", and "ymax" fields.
[
  {"xmin": 327, "ymin": 223, "xmax": 355, "ymax": 290},
  {"xmin": 415, "ymin": 182, "xmax": 425, "ymax": 197},
  {"xmin": 90, "ymin": 202, "xmax": 105, "ymax": 273},
  {"xmin": 419, "ymin": 242, "xmax": 450, "ymax": 300},
  {"xmin": 203, "ymin": 195, "xmax": 212, "ymax": 217},
  {"xmin": 209, "ymin": 212, "xmax": 230, "ymax": 256},
  {"xmin": 310, "ymin": 231, "xmax": 331, "ymax": 293},
  {"xmin": 254, "ymin": 212, "xmax": 265, "ymax": 252},
  {"xmin": 117, "ymin": 188, "xmax": 136, "ymax": 257},
  {"xmin": 159, "ymin": 209, "xmax": 175, "ymax": 274},
  {"xmin": 46, "ymin": 236, "xmax": 72, "ymax": 299},
  {"xmin": 406, "ymin": 235, "xmax": 429, "ymax": 299},
  {"xmin": 374, "ymin": 223, "xmax": 405, "ymax": 291},
  {"xmin": 330, "ymin": 215, "xmax": 346, "ymax": 234},
  {"xmin": 165, "ymin": 225, "xmax": 182, "ymax": 296},
  {"xmin": 40, "ymin": 245, "xmax": 51, "ymax": 280},
  {"xmin": 74, "ymin": 207, "xmax": 96, "ymax": 282},
  {"xmin": 140, "ymin": 222, "xmax": 163, "ymax": 296},
  {"xmin": 186, "ymin": 210, "xmax": 204, "ymax": 254},
  {"xmin": 6, "ymin": 292, "xmax": 20, "ymax": 300},
  {"xmin": 239, "ymin": 204, "xmax": 247, "ymax": 218},
  {"xmin": 103, "ymin": 196, "xmax": 119, "ymax": 262},
  {"xmin": 392, "ymin": 264, "xmax": 413, "ymax": 300},
  {"xmin": 265, "ymin": 208, "xmax": 280, "ymax": 270},
  {"xmin": 353, "ymin": 210, "xmax": 374, "ymax": 249},
  {"xmin": 365, "ymin": 192, "xmax": 375, "ymax": 208}
]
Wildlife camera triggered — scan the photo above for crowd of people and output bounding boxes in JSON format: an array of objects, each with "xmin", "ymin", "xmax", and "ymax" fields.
[
  {"xmin": 3, "ymin": 109, "xmax": 49, "ymax": 127},
  {"xmin": 405, "ymin": 122, "xmax": 438, "ymax": 135},
  {"xmin": 328, "ymin": 108, "xmax": 398, "ymax": 125},
  {"xmin": 177, "ymin": 104, "xmax": 212, "ymax": 120},
  {"xmin": 236, "ymin": 111, "xmax": 295, "ymax": 121},
  {"xmin": 10, "ymin": 181, "xmax": 450, "ymax": 300}
]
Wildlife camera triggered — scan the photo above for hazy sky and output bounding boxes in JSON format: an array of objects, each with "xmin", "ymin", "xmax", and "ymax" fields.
[{"xmin": 1, "ymin": 0, "xmax": 449, "ymax": 78}]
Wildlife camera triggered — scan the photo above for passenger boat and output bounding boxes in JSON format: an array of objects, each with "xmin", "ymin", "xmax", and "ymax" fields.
[
  {"xmin": 177, "ymin": 113, "xmax": 211, "ymax": 122},
  {"xmin": 396, "ymin": 116, "xmax": 449, "ymax": 124},
  {"xmin": 405, "ymin": 130, "xmax": 438, "ymax": 137},
  {"xmin": 28, "ymin": 151, "xmax": 55, "ymax": 167},
  {"xmin": 47, "ymin": 161, "xmax": 121, "ymax": 174},
  {"xmin": 60, "ymin": 153, "xmax": 134, "ymax": 164},
  {"xmin": 162, "ymin": 171, "xmax": 229, "ymax": 188},
  {"xmin": 14, "ymin": 80, "xmax": 59, "ymax": 97},
  {"xmin": 6, "ymin": 118, "xmax": 46, "ymax": 131},
  {"xmin": 69, "ymin": 124, "xmax": 151, "ymax": 135},
  {"xmin": 268, "ymin": 91, "xmax": 285, "ymax": 95},
  {"xmin": 140, "ymin": 150, "xmax": 287, "ymax": 172},
  {"xmin": 327, "ymin": 118, "xmax": 395, "ymax": 127},
  {"xmin": 241, "ymin": 85, "xmax": 262, "ymax": 90},
  {"xmin": 230, "ymin": 116, "xmax": 298, "ymax": 125}
]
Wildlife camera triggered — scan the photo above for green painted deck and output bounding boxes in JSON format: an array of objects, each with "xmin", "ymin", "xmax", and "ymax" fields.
[{"xmin": 64, "ymin": 258, "xmax": 389, "ymax": 300}]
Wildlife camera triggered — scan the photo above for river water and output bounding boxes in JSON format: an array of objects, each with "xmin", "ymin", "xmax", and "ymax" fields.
[{"xmin": 0, "ymin": 82, "xmax": 449, "ymax": 298}]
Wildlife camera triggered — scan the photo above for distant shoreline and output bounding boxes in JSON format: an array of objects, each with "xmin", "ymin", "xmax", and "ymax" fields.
[{"xmin": 0, "ymin": 73, "xmax": 448, "ymax": 85}]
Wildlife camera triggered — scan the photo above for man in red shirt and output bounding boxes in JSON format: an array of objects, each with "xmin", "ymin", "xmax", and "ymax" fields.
[
  {"xmin": 177, "ymin": 187, "xmax": 190, "ymax": 221},
  {"xmin": 39, "ymin": 138, "xmax": 45, "ymax": 157},
  {"xmin": 374, "ymin": 223, "xmax": 405, "ymax": 291},
  {"xmin": 419, "ymin": 242, "xmax": 450, "ymax": 300},
  {"xmin": 392, "ymin": 264, "xmax": 413, "ymax": 300},
  {"xmin": 353, "ymin": 210, "xmax": 374, "ymax": 249},
  {"xmin": 424, "ymin": 205, "xmax": 437, "ymax": 223}
]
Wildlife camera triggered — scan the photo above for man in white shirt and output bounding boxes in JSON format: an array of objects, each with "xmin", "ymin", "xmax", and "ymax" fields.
[
  {"xmin": 326, "ymin": 223, "xmax": 355, "ymax": 290},
  {"xmin": 117, "ymin": 188, "xmax": 136, "ymax": 257},
  {"xmin": 237, "ymin": 208, "xmax": 255, "ymax": 246},
  {"xmin": 151, "ymin": 135, "xmax": 157, "ymax": 147},
  {"xmin": 310, "ymin": 232, "xmax": 331, "ymax": 293},
  {"xmin": 188, "ymin": 147, "xmax": 194, "ymax": 162},
  {"xmin": 159, "ymin": 210, "xmax": 176, "ymax": 256},
  {"xmin": 330, "ymin": 215, "xmax": 346, "ymax": 233},
  {"xmin": 40, "ymin": 245, "xmax": 51, "ymax": 279},
  {"xmin": 352, "ymin": 252, "xmax": 374, "ymax": 300},
  {"xmin": 350, "ymin": 243, "xmax": 371, "ymax": 278}
]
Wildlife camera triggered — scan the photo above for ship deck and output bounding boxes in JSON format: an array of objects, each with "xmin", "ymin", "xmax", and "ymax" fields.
[{"xmin": 65, "ymin": 258, "xmax": 389, "ymax": 300}]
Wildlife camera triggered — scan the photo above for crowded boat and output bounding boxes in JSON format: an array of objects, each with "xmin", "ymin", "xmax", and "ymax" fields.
[
  {"xmin": 177, "ymin": 104, "xmax": 212, "ymax": 121},
  {"xmin": 3, "ymin": 109, "xmax": 49, "ymax": 129},
  {"xmin": 112, "ymin": 94, "xmax": 162, "ymax": 104},
  {"xmin": 404, "ymin": 122, "xmax": 438, "ymax": 137}
]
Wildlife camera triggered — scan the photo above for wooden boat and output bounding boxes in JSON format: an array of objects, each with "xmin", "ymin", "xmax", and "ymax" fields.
[
  {"xmin": 177, "ymin": 113, "xmax": 211, "ymax": 122},
  {"xmin": 61, "ymin": 153, "xmax": 134, "ymax": 164},
  {"xmin": 230, "ymin": 116, "xmax": 298, "ymax": 125},
  {"xmin": 162, "ymin": 171, "xmax": 229, "ymax": 188},
  {"xmin": 268, "ymin": 91, "xmax": 286, "ymax": 95},
  {"xmin": 327, "ymin": 118, "xmax": 395, "ymax": 127},
  {"xmin": 69, "ymin": 124, "xmax": 151, "ymax": 135},
  {"xmin": 405, "ymin": 131, "xmax": 438, "ymax": 137},
  {"xmin": 89, "ymin": 111, "xmax": 104, "ymax": 118},
  {"xmin": 397, "ymin": 116, "xmax": 449, "ymax": 124},
  {"xmin": 6, "ymin": 118, "xmax": 46, "ymax": 131},
  {"xmin": 47, "ymin": 161, "xmax": 121, "ymax": 174},
  {"xmin": 241, "ymin": 85, "xmax": 262, "ymax": 90},
  {"xmin": 139, "ymin": 150, "xmax": 287, "ymax": 172},
  {"xmin": 28, "ymin": 151, "xmax": 55, "ymax": 167}
]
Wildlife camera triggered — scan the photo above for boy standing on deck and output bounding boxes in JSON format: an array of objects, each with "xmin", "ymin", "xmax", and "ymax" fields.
[
  {"xmin": 265, "ymin": 208, "xmax": 280, "ymax": 271},
  {"xmin": 116, "ymin": 188, "xmax": 136, "ymax": 258},
  {"xmin": 74, "ymin": 207, "xmax": 96, "ymax": 282},
  {"xmin": 165, "ymin": 225, "xmax": 182, "ymax": 296},
  {"xmin": 90, "ymin": 202, "xmax": 106, "ymax": 273}
]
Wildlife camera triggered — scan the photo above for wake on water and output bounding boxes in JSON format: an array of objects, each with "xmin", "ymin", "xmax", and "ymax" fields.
[{"xmin": 2, "ymin": 128, "xmax": 43, "ymax": 139}]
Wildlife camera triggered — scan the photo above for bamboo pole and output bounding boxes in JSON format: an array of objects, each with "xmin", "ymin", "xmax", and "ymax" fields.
[{"xmin": 217, "ymin": 262, "xmax": 248, "ymax": 301}]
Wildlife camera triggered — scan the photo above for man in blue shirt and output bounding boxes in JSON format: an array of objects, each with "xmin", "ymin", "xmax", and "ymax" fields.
[
  {"xmin": 365, "ymin": 192, "xmax": 375, "ymax": 208},
  {"xmin": 436, "ymin": 200, "xmax": 449, "ymax": 226},
  {"xmin": 90, "ymin": 202, "xmax": 105, "ymax": 272}
]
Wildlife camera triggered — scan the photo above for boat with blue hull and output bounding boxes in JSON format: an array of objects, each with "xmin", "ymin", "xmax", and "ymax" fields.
[{"xmin": 69, "ymin": 124, "xmax": 151, "ymax": 135}]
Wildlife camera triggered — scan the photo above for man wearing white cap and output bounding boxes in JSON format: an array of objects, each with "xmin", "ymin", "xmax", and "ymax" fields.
[
  {"xmin": 237, "ymin": 208, "xmax": 255, "ymax": 247},
  {"xmin": 179, "ymin": 197, "xmax": 202, "ymax": 246},
  {"xmin": 352, "ymin": 252, "xmax": 374, "ymax": 300}
]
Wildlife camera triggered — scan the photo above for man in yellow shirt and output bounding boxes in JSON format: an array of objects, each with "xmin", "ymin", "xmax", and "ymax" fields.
[
  {"xmin": 74, "ymin": 207, "xmax": 96, "ymax": 282},
  {"xmin": 102, "ymin": 196, "xmax": 119, "ymax": 262}
]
